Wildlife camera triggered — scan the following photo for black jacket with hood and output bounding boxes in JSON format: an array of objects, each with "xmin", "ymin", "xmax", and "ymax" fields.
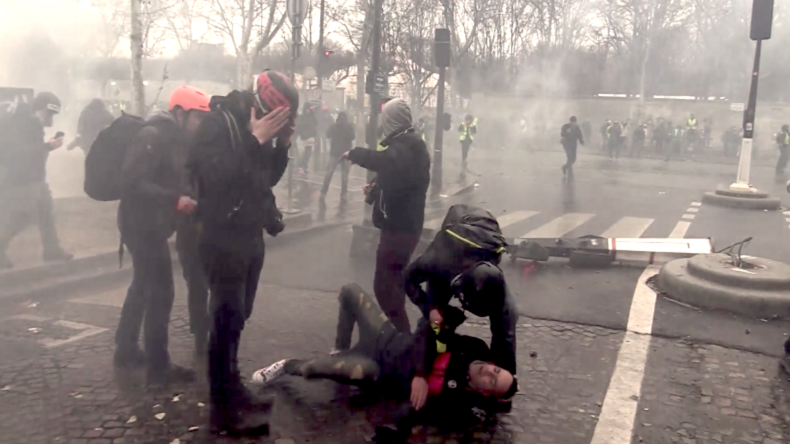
[
  {"xmin": 347, "ymin": 99, "xmax": 430, "ymax": 235},
  {"xmin": 187, "ymin": 90, "xmax": 289, "ymax": 253},
  {"xmin": 0, "ymin": 103, "xmax": 54, "ymax": 187},
  {"xmin": 76, "ymin": 99, "xmax": 115, "ymax": 150},
  {"xmin": 326, "ymin": 112, "xmax": 355, "ymax": 156},
  {"xmin": 118, "ymin": 111, "xmax": 188, "ymax": 241}
]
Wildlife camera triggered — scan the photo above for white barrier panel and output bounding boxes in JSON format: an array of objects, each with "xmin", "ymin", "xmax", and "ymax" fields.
[{"xmin": 608, "ymin": 238, "xmax": 713, "ymax": 265}]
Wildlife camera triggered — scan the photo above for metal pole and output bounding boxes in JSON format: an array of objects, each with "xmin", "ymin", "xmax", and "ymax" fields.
[
  {"xmin": 317, "ymin": 0, "xmax": 326, "ymax": 83},
  {"xmin": 431, "ymin": 67, "xmax": 446, "ymax": 196},
  {"xmin": 730, "ymin": 39, "xmax": 762, "ymax": 191},
  {"xmin": 283, "ymin": 16, "xmax": 301, "ymax": 214},
  {"xmin": 367, "ymin": 0, "xmax": 383, "ymax": 153}
]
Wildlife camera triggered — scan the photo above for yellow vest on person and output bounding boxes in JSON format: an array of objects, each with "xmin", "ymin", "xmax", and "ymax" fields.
[
  {"xmin": 459, "ymin": 119, "xmax": 477, "ymax": 142},
  {"xmin": 687, "ymin": 118, "xmax": 697, "ymax": 129}
]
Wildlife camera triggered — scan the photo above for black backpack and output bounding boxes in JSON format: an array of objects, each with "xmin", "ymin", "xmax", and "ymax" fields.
[
  {"xmin": 84, "ymin": 112, "xmax": 145, "ymax": 201},
  {"xmin": 422, "ymin": 204, "xmax": 508, "ymax": 276}
]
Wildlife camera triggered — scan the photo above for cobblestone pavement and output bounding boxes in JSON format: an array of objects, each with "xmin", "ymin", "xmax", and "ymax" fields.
[{"xmin": 3, "ymin": 279, "xmax": 788, "ymax": 444}]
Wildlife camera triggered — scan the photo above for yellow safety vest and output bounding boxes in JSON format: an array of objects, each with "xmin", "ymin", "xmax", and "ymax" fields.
[
  {"xmin": 431, "ymin": 322, "xmax": 447, "ymax": 353},
  {"xmin": 377, "ymin": 137, "xmax": 386, "ymax": 151},
  {"xmin": 687, "ymin": 118, "xmax": 697, "ymax": 129},
  {"xmin": 459, "ymin": 120, "xmax": 476, "ymax": 142}
]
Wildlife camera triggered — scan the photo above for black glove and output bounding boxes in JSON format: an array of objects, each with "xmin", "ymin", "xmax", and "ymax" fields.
[{"xmin": 264, "ymin": 207, "xmax": 284, "ymax": 237}]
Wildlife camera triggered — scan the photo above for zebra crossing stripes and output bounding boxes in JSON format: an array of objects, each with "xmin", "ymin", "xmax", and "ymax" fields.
[
  {"xmin": 599, "ymin": 217, "xmax": 654, "ymax": 238},
  {"xmin": 423, "ymin": 208, "xmax": 691, "ymax": 240},
  {"xmin": 423, "ymin": 210, "xmax": 540, "ymax": 231},
  {"xmin": 519, "ymin": 213, "xmax": 595, "ymax": 238}
]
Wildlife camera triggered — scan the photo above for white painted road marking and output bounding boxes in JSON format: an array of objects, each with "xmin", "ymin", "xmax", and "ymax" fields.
[
  {"xmin": 496, "ymin": 210, "xmax": 540, "ymax": 229},
  {"xmin": 600, "ymin": 217, "xmax": 653, "ymax": 238},
  {"xmin": 519, "ymin": 213, "xmax": 595, "ymax": 238},
  {"xmin": 38, "ymin": 320, "xmax": 108, "ymax": 349},
  {"xmin": 668, "ymin": 221, "xmax": 691, "ymax": 238},
  {"xmin": 590, "ymin": 265, "xmax": 659, "ymax": 444},
  {"xmin": 681, "ymin": 214, "xmax": 695, "ymax": 220}
]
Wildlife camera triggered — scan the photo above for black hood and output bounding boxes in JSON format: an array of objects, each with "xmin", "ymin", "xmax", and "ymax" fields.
[{"xmin": 209, "ymin": 90, "xmax": 255, "ymax": 124}]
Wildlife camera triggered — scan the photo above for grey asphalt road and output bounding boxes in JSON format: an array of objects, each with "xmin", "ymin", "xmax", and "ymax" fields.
[{"xmin": 1, "ymin": 148, "xmax": 790, "ymax": 443}]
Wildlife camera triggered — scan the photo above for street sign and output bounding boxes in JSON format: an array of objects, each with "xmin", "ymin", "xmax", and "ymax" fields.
[
  {"xmin": 321, "ymin": 79, "xmax": 336, "ymax": 91},
  {"xmin": 310, "ymin": 88, "xmax": 322, "ymax": 100},
  {"xmin": 287, "ymin": 0, "xmax": 308, "ymax": 26},
  {"xmin": 366, "ymin": 71, "xmax": 388, "ymax": 95},
  {"xmin": 303, "ymin": 66, "xmax": 316, "ymax": 81},
  {"xmin": 730, "ymin": 102, "xmax": 745, "ymax": 112}
]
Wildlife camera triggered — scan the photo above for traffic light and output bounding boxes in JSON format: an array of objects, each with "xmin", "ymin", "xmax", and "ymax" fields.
[{"xmin": 323, "ymin": 50, "xmax": 334, "ymax": 57}]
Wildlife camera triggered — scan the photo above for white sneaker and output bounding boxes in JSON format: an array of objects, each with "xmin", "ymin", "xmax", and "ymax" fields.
[
  {"xmin": 251, "ymin": 359, "xmax": 287, "ymax": 386},
  {"xmin": 329, "ymin": 348, "xmax": 343, "ymax": 356}
]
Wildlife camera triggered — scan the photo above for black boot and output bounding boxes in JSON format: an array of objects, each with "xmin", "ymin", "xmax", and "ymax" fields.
[
  {"xmin": 229, "ymin": 332, "xmax": 274, "ymax": 411},
  {"xmin": 209, "ymin": 406, "xmax": 270, "ymax": 437},
  {"xmin": 113, "ymin": 346, "xmax": 145, "ymax": 368}
]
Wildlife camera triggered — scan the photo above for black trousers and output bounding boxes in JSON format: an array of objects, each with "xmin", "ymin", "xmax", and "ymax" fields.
[
  {"xmin": 299, "ymin": 144, "xmax": 313, "ymax": 172},
  {"xmin": 176, "ymin": 222, "xmax": 209, "ymax": 339},
  {"xmin": 374, "ymin": 230, "xmax": 421, "ymax": 333},
  {"xmin": 461, "ymin": 140, "xmax": 472, "ymax": 165},
  {"xmin": 115, "ymin": 234, "xmax": 175, "ymax": 371},
  {"xmin": 776, "ymin": 145, "xmax": 789, "ymax": 176},
  {"xmin": 202, "ymin": 242, "xmax": 264, "ymax": 408},
  {"xmin": 320, "ymin": 154, "xmax": 350, "ymax": 197},
  {"xmin": 562, "ymin": 143, "xmax": 577, "ymax": 169},
  {"xmin": 491, "ymin": 286, "xmax": 519, "ymax": 376},
  {"xmin": 286, "ymin": 283, "xmax": 398, "ymax": 384},
  {"xmin": 0, "ymin": 182, "xmax": 63, "ymax": 256}
]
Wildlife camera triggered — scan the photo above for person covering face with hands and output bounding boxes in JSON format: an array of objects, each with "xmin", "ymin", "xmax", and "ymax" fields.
[{"xmin": 187, "ymin": 69, "xmax": 299, "ymax": 436}]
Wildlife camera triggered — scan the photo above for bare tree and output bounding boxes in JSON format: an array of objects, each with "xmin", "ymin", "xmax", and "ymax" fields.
[{"xmin": 204, "ymin": 0, "xmax": 288, "ymax": 88}]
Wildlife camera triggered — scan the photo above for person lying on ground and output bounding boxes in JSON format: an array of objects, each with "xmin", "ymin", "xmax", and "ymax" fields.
[{"xmin": 250, "ymin": 283, "xmax": 518, "ymax": 442}]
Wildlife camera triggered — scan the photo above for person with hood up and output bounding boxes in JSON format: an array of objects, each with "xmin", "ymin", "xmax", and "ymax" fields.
[
  {"xmin": 343, "ymin": 98, "xmax": 430, "ymax": 333},
  {"xmin": 67, "ymin": 98, "xmax": 115, "ymax": 154},
  {"xmin": 0, "ymin": 92, "xmax": 72, "ymax": 269},
  {"xmin": 187, "ymin": 70, "xmax": 298, "ymax": 436},
  {"xmin": 113, "ymin": 86, "xmax": 209, "ymax": 387},
  {"xmin": 320, "ymin": 111, "xmax": 355, "ymax": 203}
]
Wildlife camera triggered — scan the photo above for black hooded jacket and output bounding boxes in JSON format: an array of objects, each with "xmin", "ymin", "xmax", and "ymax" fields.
[
  {"xmin": 118, "ymin": 111, "xmax": 189, "ymax": 241},
  {"xmin": 0, "ymin": 103, "xmax": 53, "ymax": 187},
  {"xmin": 77, "ymin": 99, "xmax": 115, "ymax": 150},
  {"xmin": 347, "ymin": 129, "xmax": 430, "ymax": 234},
  {"xmin": 187, "ymin": 91, "xmax": 289, "ymax": 253}
]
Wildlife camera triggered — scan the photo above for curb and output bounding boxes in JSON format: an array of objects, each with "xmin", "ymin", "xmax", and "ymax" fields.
[
  {"xmin": 0, "ymin": 213, "xmax": 352, "ymax": 303},
  {"xmin": 442, "ymin": 181, "xmax": 478, "ymax": 197},
  {"xmin": 657, "ymin": 254, "xmax": 790, "ymax": 319},
  {"xmin": 701, "ymin": 190, "xmax": 781, "ymax": 210}
]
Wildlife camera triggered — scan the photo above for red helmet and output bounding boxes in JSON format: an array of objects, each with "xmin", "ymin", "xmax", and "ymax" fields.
[
  {"xmin": 255, "ymin": 70, "xmax": 299, "ymax": 118},
  {"xmin": 169, "ymin": 85, "xmax": 210, "ymax": 112}
]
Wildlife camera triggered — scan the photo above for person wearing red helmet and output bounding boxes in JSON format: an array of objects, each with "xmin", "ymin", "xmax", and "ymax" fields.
[
  {"xmin": 187, "ymin": 70, "xmax": 297, "ymax": 436},
  {"xmin": 114, "ymin": 85, "xmax": 211, "ymax": 388}
]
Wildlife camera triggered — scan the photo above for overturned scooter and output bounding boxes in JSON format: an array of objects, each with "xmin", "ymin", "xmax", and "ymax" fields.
[{"xmin": 508, "ymin": 235, "xmax": 713, "ymax": 267}]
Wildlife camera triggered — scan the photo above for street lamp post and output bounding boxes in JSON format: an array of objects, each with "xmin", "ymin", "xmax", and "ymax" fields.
[
  {"xmin": 730, "ymin": 0, "xmax": 773, "ymax": 192},
  {"xmin": 432, "ymin": 29, "xmax": 451, "ymax": 196}
]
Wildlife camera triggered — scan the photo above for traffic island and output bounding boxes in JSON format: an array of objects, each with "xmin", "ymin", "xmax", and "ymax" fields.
[
  {"xmin": 657, "ymin": 253, "xmax": 790, "ymax": 318},
  {"xmin": 701, "ymin": 187, "xmax": 780, "ymax": 210}
]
